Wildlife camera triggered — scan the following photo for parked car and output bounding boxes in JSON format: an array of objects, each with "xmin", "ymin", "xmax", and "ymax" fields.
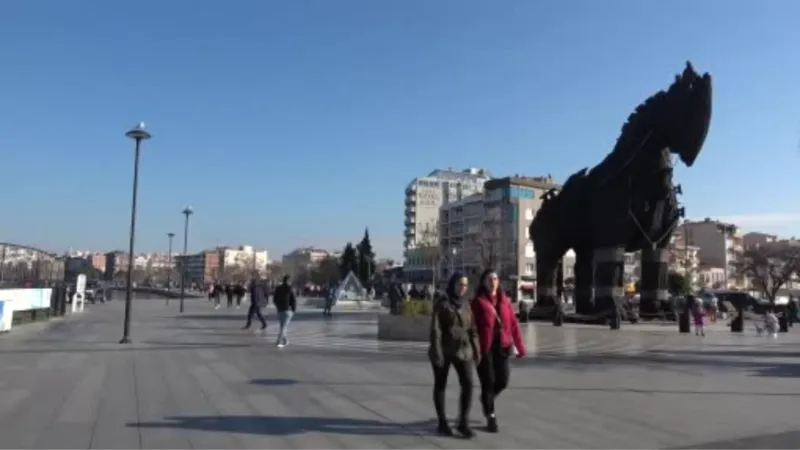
[{"xmin": 713, "ymin": 291, "xmax": 768, "ymax": 314}]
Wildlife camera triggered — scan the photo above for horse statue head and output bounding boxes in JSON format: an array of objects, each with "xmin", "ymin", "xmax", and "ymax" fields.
[
  {"xmin": 607, "ymin": 62, "xmax": 712, "ymax": 178},
  {"xmin": 660, "ymin": 62, "xmax": 712, "ymax": 167}
]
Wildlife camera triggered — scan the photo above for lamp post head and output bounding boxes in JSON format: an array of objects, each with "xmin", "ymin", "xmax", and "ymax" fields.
[
  {"xmin": 182, "ymin": 206, "xmax": 194, "ymax": 216},
  {"xmin": 167, "ymin": 232, "xmax": 175, "ymax": 238},
  {"xmin": 125, "ymin": 122, "xmax": 152, "ymax": 141}
]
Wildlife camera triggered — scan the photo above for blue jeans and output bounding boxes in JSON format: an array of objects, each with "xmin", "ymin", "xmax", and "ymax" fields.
[{"xmin": 277, "ymin": 310, "xmax": 294, "ymax": 344}]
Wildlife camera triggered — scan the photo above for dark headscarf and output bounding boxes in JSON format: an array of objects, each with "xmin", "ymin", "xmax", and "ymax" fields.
[
  {"xmin": 474, "ymin": 268, "xmax": 498, "ymax": 299},
  {"xmin": 446, "ymin": 272, "xmax": 467, "ymax": 305}
]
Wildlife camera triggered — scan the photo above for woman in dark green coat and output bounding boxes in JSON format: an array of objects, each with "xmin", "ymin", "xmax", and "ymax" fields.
[{"xmin": 429, "ymin": 272, "xmax": 480, "ymax": 438}]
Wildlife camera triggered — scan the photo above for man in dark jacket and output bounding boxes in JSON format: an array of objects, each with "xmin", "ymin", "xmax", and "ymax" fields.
[
  {"xmin": 233, "ymin": 283, "xmax": 246, "ymax": 308},
  {"xmin": 242, "ymin": 278, "xmax": 267, "ymax": 332},
  {"xmin": 388, "ymin": 281, "xmax": 406, "ymax": 315},
  {"xmin": 225, "ymin": 284, "xmax": 234, "ymax": 308},
  {"xmin": 273, "ymin": 275, "xmax": 297, "ymax": 348}
]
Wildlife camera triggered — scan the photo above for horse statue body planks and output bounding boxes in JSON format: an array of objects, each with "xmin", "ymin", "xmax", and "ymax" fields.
[{"xmin": 529, "ymin": 62, "xmax": 712, "ymax": 329}]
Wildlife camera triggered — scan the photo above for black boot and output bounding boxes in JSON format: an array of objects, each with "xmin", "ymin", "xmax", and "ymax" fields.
[
  {"xmin": 486, "ymin": 415, "xmax": 498, "ymax": 433},
  {"xmin": 437, "ymin": 420, "xmax": 454, "ymax": 436},
  {"xmin": 457, "ymin": 421, "xmax": 475, "ymax": 438}
]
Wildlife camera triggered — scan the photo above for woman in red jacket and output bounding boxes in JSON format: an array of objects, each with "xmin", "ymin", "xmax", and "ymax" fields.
[{"xmin": 471, "ymin": 268, "xmax": 526, "ymax": 433}]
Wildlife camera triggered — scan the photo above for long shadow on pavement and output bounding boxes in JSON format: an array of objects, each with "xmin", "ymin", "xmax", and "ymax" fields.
[
  {"xmin": 0, "ymin": 342, "xmax": 254, "ymax": 355},
  {"xmin": 514, "ymin": 352, "xmax": 800, "ymax": 378},
  {"xmin": 131, "ymin": 415, "xmax": 439, "ymax": 437},
  {"xmin": 249, "ymin": 378, "xmax": 800, "ymax": 397}
]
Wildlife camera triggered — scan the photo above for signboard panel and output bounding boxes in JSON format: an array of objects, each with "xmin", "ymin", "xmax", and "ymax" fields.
[{"xmin": 76, "ymin": 274, "xmax": 87, "ymax": 295}]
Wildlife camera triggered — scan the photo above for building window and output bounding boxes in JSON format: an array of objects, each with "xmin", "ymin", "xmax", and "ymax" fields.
[
  {"xmin": 524, "ymin": 263, "xmax": 535, "ymax": 276},
  {"xmin": 525, "ymin": 242, "xmax": 534, "ymax": 258},
  {"xmin": 508, "ymin": 186, "xmax": 536, "ymax": 199}
]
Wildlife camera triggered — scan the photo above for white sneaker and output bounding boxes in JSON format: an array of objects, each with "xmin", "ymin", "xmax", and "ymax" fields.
[
  {"xmin": 214, "ymin": 305, "xmax": 220, "ymax": 310},
  {"xmin": 277, "ymin": 342, "xmax": 285, "ymax": 348}
]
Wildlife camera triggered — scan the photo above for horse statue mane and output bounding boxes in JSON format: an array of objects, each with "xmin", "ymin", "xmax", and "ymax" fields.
[{"xmin": 588, "ymin": 90, "xmax": 669, "ymax": 183}]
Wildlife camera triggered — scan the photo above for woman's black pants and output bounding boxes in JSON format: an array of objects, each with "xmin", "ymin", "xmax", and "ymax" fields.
[
  {"xmin": 476, "ymin": 344, "xmax": 510, "ymax": 417},
  {"xmin": 432, "ymin": 359, "xmax": 474, "ymax": 424}
]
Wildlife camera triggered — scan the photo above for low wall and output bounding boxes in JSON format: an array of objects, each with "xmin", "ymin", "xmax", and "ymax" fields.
[
  {"xmin": 110, "ymin": 287, "xmax": 202, "ymax": 299},
  {"xmin": 304, "ymin": 297, "xmax": 383, "ymax": 310},
  {"xmin": 377, "ymin": 314, "xmax": 431, "ymax": 342},
  {"xmin": 0, "ymin": 288, "xmax": 55, "ymax": 333}
]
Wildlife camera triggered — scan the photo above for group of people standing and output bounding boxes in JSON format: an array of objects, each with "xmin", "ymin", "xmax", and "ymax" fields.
[
  {"xmin": 207, "ymin": 282, "xmax": 247, "ymax": 309},
  {"xmin": 429, "ymin": 268, "xmax": 526, "ymax": 438}
]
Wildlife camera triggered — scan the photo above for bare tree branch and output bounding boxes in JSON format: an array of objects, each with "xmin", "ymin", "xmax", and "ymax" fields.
[
  {"xmin": 733, "ymin": 241, "xmax": 800, "ymax": 302},
  {"xmin": 467, "ymin": 204, "xmax": 504, "ymax": 270},
  {"xmin": 415, "ymin": 225, "xmax": 441, "ymax": 284}
]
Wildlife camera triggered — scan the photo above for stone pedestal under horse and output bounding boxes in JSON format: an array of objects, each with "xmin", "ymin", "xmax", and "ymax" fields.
[{"xmin": 529, "ymin": 62, "xmax": 712, "ymax": 329}]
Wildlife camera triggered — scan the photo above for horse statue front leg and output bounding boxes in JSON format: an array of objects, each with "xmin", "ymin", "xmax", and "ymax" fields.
[
  {"xmin": 593, "ymin": 247, "xmax": 625, "ymax": 330},
  {"xmin": 639, "ymin": 244, "xmax": 670, "ymax": 320},
  {"xmin": 535, "ymin": 251, "xmax": 563, "ymax": 326}
]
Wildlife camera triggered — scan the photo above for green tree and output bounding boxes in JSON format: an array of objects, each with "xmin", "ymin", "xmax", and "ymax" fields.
[
  {"xmin": 356, "ymin": 228, "xmax": 376, "ymax": 287},
  {"xmin": 311, "ymin": 255, "xmax": 341, "ymax": 285},
  {"xmin": 339, "ymin": 242, "xmax": 359, "ymax": 279},
  {"xmin": 667, "ymin": 272, "xmax": 691, "ymax": 295}
]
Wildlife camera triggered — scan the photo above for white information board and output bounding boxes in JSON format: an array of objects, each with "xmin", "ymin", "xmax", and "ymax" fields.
[{"xmin": 72, "ymin": 274, "xmax": 86, "ymax": 314}]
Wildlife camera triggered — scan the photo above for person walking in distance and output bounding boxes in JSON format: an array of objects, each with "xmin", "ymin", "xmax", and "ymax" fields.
[
  {"xmin": 225, "ymin": 284, "xmax": 234, "ymax": 308},
  {"xmin": 273, "ymin": 275, "xmax": 297, "ymax": 348},
  {"xmin": 323, "ymin": 283, "xmax": 336, "ymax": 317},
  {"xmin": 429, "ymin": 272, "xmax": 479, "ymax": 438},
  {"xmin": 471, "ymin": 268, "xmax": 526, "ymax": 433},
  {"xmin": 212, "ymin": 282, "xmax": 224, "ymax": 309},
  {"xmin": 242, "ymin": 277, "xmax": 267, "ymax": 332},
  {"xmin": 233, "ymin": 283, "xmax": 245, "ymax": 308}
]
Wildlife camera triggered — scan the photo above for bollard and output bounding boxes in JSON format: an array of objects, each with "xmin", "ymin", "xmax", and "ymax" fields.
[
  {"xmin": 58, "ymin": 286, "xmax": 68, "ymax": 316},
  {"xmin": 730, "ymin": 305, "xmax": 744, "ymax": 333},
  {"xmin": 678, "ymin": 310, "xmax": 691, "ymax": 333},
  {"xmin": 778, "ymin": 312, "xmax": 789, "ymax": 333},
  {"xmin": 518, "ymin": 302, "xmax": 529, "ymax": 323},
  {"xmin": 50, "ymin": 287, "xmax": 59, "ymax": 317},
  {"xmin": 553, "ymin": 303, "xmax": 564, "ymax": 327}
]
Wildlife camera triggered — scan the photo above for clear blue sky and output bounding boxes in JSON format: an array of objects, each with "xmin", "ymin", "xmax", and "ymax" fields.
[{"xmin": 1, "ymin": 1, "xmax": 799, "ymax": 260}]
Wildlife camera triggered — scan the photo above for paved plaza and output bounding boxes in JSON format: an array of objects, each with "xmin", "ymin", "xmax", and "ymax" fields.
[{"xmin": 1, "ymin": 298, "xmax": 799, "ymax": 449}]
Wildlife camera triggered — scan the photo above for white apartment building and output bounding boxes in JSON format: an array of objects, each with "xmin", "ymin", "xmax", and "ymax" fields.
[
  {"xmin": 403, "ymin": 168, "xmax": 490, "ymax": 282},
  {"xmin": 220, "ymin": 245, "xmax": 269, "ymax": 275},
  {"xmin": 742, "ymin": 232, "xmax": 779, "ymax": 249},
  {"xmin": 437, "ymin": 175, "xmax": 559, "ymax": 298},
  {"xmin": 697, "ymin": 266, "xmax": 726, "ymax": 289},
  {"xmin": 282, "ymin": 247, "xmax": 332, "ymax": 277},
  {"xmin": 679, "ymin": 219, "xmax": 745, "ymax": 289},
  {"xmin": 668, "ymin": 232, "xmax": 701, "ymax": 287}
]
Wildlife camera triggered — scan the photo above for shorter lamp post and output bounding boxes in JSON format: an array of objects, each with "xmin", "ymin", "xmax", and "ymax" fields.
[
  {"xmin": 120, "ymin": 122, "xmax": 151, "ymax": 345},
  {"xmin": 179, "ymin": 206, "xmax": 193, "ymax": 313},
  {"xmin": 166, "ymin": 232, "xmax": 175, "ymax": 304},
  {"xmin": 450, "ymin": 247, "xmax": 458, "ymax": 275}
]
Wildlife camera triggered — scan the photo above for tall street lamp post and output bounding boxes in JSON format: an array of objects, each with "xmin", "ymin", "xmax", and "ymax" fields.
[
  {"xmin": 179, "ymin": 206, "xmax": 194, "ymax": 313},
  {"xmin": 166, "ymin": 232, "xmax": 175, "ymax": 304},
  {"xmin": 120, "ymin": 122, "xmax": 151, "ymax": 345}
]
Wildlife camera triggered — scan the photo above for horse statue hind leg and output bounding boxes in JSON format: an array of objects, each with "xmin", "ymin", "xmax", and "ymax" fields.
[
  {"xmin": 535, "ymin": 250, "xmax": 566, "ymax": 326},
  {"xmin": 573, "ymin": 246, "xmax": 595, "ymax": 316}
]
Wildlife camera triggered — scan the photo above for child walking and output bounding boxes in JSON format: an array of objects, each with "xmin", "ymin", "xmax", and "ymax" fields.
[{"xmin": 691, "ymin": 296, "xmax": 705, "ymax": 337}]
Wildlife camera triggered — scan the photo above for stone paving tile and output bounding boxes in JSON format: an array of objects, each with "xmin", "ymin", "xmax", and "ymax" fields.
[{"xmin": 0, "ymin": 298, "xmax": 799, "ymax": 449}]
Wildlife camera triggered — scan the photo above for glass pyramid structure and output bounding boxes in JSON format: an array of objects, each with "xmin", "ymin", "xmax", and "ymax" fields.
[{"xmin": 334, "ymin": 270, "xmax": 366, "ymax": 301}]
